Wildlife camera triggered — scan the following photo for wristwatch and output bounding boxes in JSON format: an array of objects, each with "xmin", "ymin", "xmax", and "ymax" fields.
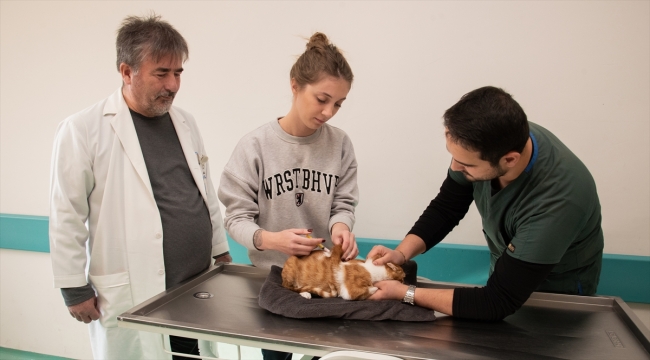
[{"xmin": 402, "ymin": 284, "xmax": 416, "ymax": 305}]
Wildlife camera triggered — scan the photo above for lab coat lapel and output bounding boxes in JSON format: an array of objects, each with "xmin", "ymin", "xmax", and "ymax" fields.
[
  {"xmin": 106, "ymin": 88, "xmax": 154, "ymax": 197},
  {"xmin": 169, "ymin": 108, "xmax": 208, "ymax": 201}
]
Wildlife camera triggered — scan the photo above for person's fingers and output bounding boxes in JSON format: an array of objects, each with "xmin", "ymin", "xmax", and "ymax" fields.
[
  {"xmin": 89, "ymin": 308, "xmax": 101, "ymax": 321},
  {"xmin": 367, "ymin": 245, "xmax": 387, "ymax": 262},
  {"xmin": 372, "ymin": 253, "xmax": 392, "ymax": 265},
  {"xmin": 291, "ymin": 238, "xmax": 319, "ymax": 255},
  {"xmin": 339, "ymin": 234, "xmax": 351, "ymax": 258},
  {"xmin": 342, "ymin": 236, "xmax": 357, "ymax": 260},
  {"xmin": 293, "ymin": 228, "xmax": 314, "ymax": 236},
  {"xmin": 349, "ymin": 240, "xmax": 359, "ymax": 260}
]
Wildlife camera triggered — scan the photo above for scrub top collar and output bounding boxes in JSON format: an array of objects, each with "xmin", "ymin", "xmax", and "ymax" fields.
[{"xmin": 524, "ymin": 131, "xmax": 538, "ymax": 173}]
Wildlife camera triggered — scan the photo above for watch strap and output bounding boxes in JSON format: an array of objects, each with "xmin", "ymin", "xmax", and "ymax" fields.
[{"xmin": 402, "ymin": 284, "xmax": 416, "ymax": 305}]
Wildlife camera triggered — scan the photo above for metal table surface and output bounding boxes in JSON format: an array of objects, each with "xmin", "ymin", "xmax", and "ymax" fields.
[{"xmin": 118, "ymin": 263, "xmax": 650, "ymax": 359}]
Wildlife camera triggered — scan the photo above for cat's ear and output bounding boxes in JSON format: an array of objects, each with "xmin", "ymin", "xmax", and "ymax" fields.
[{"xmin": 387, "ymin": 263, "xmax": 398, "ymax": 271}]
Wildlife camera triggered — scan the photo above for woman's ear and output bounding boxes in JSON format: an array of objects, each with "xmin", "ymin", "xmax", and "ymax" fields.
[{"xmin": 290, "ymin": 78, "xmax": 299, "ymax": 95}]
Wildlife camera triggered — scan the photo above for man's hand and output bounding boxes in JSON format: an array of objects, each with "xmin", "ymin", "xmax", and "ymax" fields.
[
  {"xmin": 68, "ymin": 296, "xmax": 100, "ymax": 324},
  {"xmin": 331, "ymin": 223, "xmax": 358, "ymax": 261},
  {"xmin": 370, "ymin": 280, "xmax": 455, "ymax": 315},
  {"xmin": 213, "ymin": 253, "xmax": 232, "ymax": 265},
  {"xmin": 367, "ymin": 245, "xmax": 405, "ymax": 266},
  {"xmin": 368, "ymin": 280, "xmax": 408, "ymax": 301}
]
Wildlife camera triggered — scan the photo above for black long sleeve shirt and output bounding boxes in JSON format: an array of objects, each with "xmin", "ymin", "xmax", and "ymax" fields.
[{"xmin": 408, "ymin": 173, "xmax": 555, "ymax": 321}]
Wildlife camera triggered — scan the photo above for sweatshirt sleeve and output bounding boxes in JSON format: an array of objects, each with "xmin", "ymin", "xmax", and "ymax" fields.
[
  {"xmin": 217, "ymin": 141, "xmax": 263, "ymax": 251},
  {"xmin": 328, "ymin": 134, "xmax": 359, "ymax": 233}
]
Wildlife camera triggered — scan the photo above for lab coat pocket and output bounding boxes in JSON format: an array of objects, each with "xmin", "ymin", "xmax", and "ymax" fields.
[{"xmin": 89, "ymin": 271, "xmax": 134, "ymax": 329}]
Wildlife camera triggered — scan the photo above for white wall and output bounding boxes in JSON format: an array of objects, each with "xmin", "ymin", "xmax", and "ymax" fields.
[
  {"xmin": 2, "ymin": 1, "xmax": 649, "ymax": 255},
  {"xmin": 0, "ymin": 249, "xmax": 93, "ymax": 358},
  {"xmin": 1, "ymin": 1, "xmax": 648, "ymax": 358}
]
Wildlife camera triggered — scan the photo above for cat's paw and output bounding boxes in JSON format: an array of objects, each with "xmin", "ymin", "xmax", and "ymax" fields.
[
  {"xmin": 368, "ymin": 286, "xmax": 378, "ymax": 295},
  {"xmin": 299, "ymin": 292, "xmax": 312, "ymax": 299}
]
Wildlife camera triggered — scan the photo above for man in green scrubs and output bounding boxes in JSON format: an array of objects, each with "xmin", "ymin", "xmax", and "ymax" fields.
[{"xmin": 368, "ymin": 86, "xmax": 604, "ymax": 321}]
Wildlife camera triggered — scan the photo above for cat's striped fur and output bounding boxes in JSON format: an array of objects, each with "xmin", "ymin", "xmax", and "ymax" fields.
[{"xmin": 281, "ymin": 244, "xmax": 405, "ymax": 300}]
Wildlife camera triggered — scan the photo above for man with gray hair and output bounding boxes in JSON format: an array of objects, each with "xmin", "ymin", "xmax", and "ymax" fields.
[{"xmin": 49, "ymin": 14, "xmax": 231, "ymax": 359}]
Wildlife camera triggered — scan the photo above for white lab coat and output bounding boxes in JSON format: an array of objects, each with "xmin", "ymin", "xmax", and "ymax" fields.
[{"xmin": 49, "ymin": 88, "xmax": 229, "ymax": 359}]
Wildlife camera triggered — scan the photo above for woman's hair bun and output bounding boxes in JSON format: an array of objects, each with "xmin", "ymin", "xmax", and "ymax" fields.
[
  {"xmin": 290, "ymin": 31, "xmax": 353, "ymax": 87},
  {"xmin": 306, "ymin": 32, "xmax": 330, "ymax": 52}
]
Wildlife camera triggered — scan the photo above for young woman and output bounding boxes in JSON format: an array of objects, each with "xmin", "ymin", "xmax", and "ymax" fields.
[{"xmin": 217, "ymin": 32, "xmax": 359, "ymax": 359}]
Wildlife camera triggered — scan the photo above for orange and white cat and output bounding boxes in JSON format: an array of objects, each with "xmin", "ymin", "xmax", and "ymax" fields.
[{"xmin": 281, "ymin": 244, "xmax": 405, "ymax": 300}]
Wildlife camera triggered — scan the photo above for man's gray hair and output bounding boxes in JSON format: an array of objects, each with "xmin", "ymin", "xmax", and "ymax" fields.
[{"xmin": 116, "ymin": 13, "xmax": 189, "ymax": 72}]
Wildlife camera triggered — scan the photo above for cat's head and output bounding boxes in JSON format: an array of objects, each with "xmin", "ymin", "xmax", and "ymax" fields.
[{"xmin": 385, "ymin": 262, "xmax": 406, "ymax": 282}]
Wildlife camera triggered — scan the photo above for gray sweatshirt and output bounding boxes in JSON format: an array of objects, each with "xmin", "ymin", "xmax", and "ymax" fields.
[{"xmin": 218, "ymin": 119, "xmax": 359, "ymax": 269}]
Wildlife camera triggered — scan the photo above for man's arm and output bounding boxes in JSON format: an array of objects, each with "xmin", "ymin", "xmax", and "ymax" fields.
[
  {"xmin": 369, "ymin": 233, "xmax": 455, "ymax": 315},
  {"xmin": 453, "ymin": 252, "xmax": 555, "ymax": 321},
  {"xmin": 369, "ymin": 171, "xmax": 552, "ymax": 319},
  {"xmin": 50, "ymin": 118, "xmax": 99, "ymax": 322},
  {"xmin": 369, "ymin": 172, "xmax": 473, "ymax": 265},
  {"xmin": 408, "ymin": 172, "xmax": 474, "ymax": 250},
  {"xmin": 371, "ymin": 251, "xmax": 555, "ymax": 321}
]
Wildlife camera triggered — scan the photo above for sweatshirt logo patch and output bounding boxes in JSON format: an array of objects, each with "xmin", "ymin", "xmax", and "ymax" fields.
[
  {"xmin": 262, "ymin": 168, "xmax": 340, "ymax": 200},
  {"xmin": 507, "ymin": 243, "xmax": 516, "ymax": 253},
  {"xmin": 295, "ymin": 193, "xmax": 304, "ymax": 207}
]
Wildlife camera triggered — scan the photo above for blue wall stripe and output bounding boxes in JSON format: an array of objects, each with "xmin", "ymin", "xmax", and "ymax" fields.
[
  {"xmin": 0, "ymin": 214, "xmax": 50, "ymax": 253},
  {"xmin": 0, "ymin": 347, "xmax": 71, "ymax": 360},
  {"xmin": 2, "ymin": 213, "xmax": 649, "ymax": 303}
]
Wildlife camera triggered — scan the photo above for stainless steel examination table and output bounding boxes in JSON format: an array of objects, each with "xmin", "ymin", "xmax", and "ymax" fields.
[{"xmin": 118, "ymin": 263, "xmax": 650, "ymax": 359}]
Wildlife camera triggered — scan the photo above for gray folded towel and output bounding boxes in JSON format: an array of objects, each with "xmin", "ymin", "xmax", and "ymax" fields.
[{"xmin": 258, "ymin": 262, "xmax": 436, "ymax": 322}]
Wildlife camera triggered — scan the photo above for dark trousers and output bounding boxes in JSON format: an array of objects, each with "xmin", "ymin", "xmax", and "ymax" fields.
[
  {"xmin": 170, "ymin": 335, "xmax": 200, "ymax": 360},
  {"xmin": 262, "ymin": 349, "xmax": 321, "ymax": 360},
  {"xmin": 262, "ymin": 349, "xmax": 292, "ymax": 360}
]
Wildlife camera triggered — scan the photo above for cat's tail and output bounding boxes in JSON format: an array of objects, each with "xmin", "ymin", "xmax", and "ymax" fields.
[{"xmin": 330, "ymin": 244, "xmax": 344, "ymax": 262}]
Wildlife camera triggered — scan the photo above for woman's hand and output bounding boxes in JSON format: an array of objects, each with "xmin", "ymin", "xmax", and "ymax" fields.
[
  {"xmin": 259, "ymin": 228, "xmax": 324, "ymax": 256},
  {"xmin": 331, "ymin": 222, "xmax": 358, "ymax": 261}
]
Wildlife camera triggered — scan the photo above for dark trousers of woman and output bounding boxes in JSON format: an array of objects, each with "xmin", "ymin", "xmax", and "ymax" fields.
[{"xmin": 170, "ymin": 335, "xmax": 200, "ymax": 359}]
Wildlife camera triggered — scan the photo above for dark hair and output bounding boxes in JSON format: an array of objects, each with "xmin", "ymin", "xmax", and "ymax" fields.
[
  {"xmin": 290, "ymin": 32, "xmax": 353, "ymax": 87},
  {"xmin": 115, "ymin": 13, "xmax": 188, "ymax": 72},
  {"xmin": 443, "ymin": 86, "xmax": 529, "ymax": 166}
]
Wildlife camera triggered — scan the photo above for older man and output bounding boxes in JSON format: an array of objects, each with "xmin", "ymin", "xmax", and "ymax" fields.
[
  {"xmin": 49, "ymin": 14, "xmax": 230, "ymax": 359},
  {"xmin": 369, "ymin": 86, "xmax": 603, "ymax": 321}
]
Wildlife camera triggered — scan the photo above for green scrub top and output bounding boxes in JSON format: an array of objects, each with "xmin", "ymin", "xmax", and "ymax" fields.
[{"xmin": 449, "ymin": 122, "xmax": 604, "ymax": 295}]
